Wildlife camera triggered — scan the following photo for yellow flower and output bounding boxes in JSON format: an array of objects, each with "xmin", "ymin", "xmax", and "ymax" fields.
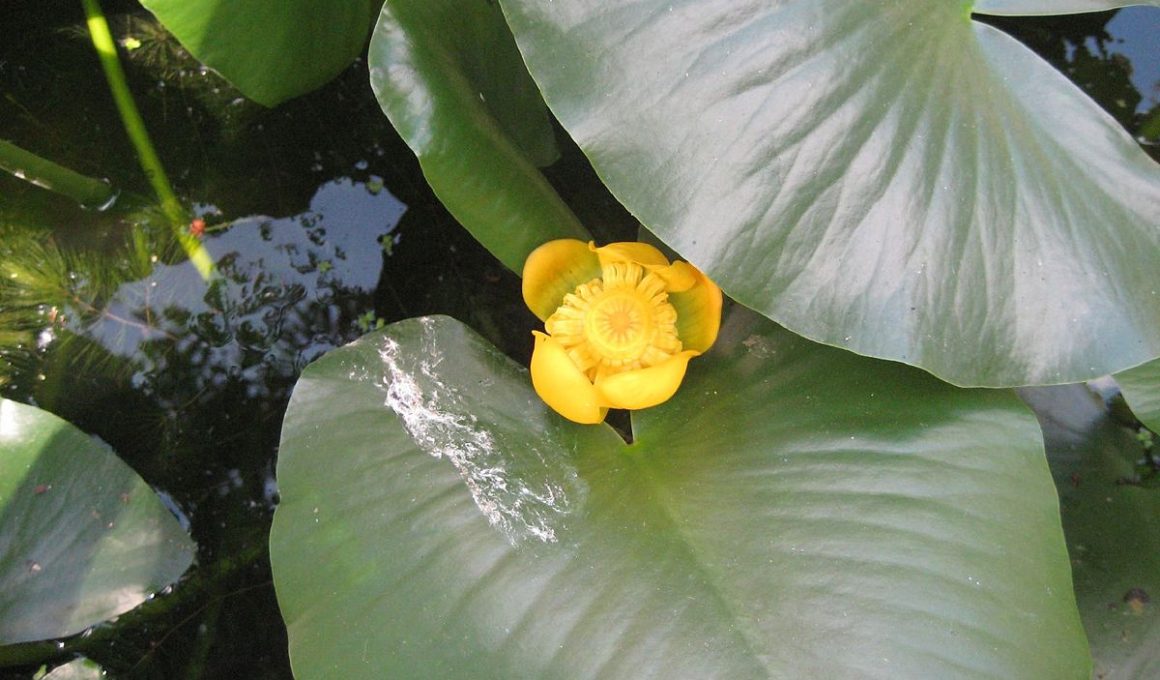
[{"xmin": 522, "ymin": 239, "xmax": 723, "ymax": 424}]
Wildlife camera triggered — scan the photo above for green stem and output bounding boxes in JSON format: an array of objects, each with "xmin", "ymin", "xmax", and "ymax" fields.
[
  {"xmin": 80, "ymin": 0, "xmax": 214, "ymax": 279},
  {"xmin": 80, "ymin": 0, "xmax": 181, "ymax": 225},
  {"xmin": 181, "ymin": 593, "xmax": 222, "ymax": 680},
  {"xmin": 0, "ymin": 140, "xmax": 116, "ymax": 208},
  {"xmin": 1139, "ymin": 106, "xmax": 1160, "ymax": 143}
]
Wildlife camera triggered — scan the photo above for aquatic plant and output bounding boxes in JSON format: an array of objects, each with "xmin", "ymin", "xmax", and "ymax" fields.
[{"xmin": 1, "ymin": 0, "xmax": 1158, "ymax": 677}]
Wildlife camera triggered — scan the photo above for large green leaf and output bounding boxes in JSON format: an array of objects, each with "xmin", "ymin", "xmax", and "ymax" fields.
[
  {"xmin": 271, "ymin": 310, "xmax": 1088, "ymax": 678},
  {"xmin": 1024, "ymin": 384, "xmax": 1160, "ymax": 678},
  {"xmin": 367, "ymin": 0, "xmax": 591, "ymax": 272},
  {"xmin": 1116, "ymin": 358, "xmax": 1160, "ymax": 432},
  {"xmin": 495, "ymin": 0, "xmax": 1160, "ymax": 387},
  {"xmin": 140, "ymin": 0, "xmax": 380, "ymax": 107},
  {"xmin": 0, "ymin": 399, "xmax": 194, "ymax": 644}
]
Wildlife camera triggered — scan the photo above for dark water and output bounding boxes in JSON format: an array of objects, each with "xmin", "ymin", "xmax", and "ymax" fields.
[{"xmin": 0, "ymin": 2, "xmax": 1156, "ymax": 677}]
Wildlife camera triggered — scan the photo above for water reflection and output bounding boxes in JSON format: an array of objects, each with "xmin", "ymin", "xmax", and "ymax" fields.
[
  {"xmin": 1105, "ymin": 7, "xmax": 1160, "ymax": 115},
  {"xmin": 981, "ymin": 7, "xmax": 1160, "ymax": 158},
  {"xmin": 80, "ymin": 177, "xmax": 404, "ymax": 398}
]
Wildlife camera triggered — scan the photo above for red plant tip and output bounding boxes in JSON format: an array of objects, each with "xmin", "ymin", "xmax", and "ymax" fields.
[{"xmin": 190, "ymin": 218, "xmax": 206, "ymax": 238}]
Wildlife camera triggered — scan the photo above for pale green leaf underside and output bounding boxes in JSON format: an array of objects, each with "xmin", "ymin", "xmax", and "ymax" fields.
[
  {"xmin": 367, "ymin": 0, "xmax": 590, "ymax": 272},
  {"xmin": 271, "ymin": 311, "xmax": 1088, "ymax": 678},
  {"xmin": 497, "ymin": 0, "xmax": 1160, "ymax": 387},
  {"xmin": 0, "ymin": 399, "xmax": 194, "ymax": 644},
  {"xmin": 1115, "ymin": 357, "xmax": 1160, "ymax": 432},
  {"xmin": 141, "ymin": 0, "xmax": 379, "ymax": 107}
]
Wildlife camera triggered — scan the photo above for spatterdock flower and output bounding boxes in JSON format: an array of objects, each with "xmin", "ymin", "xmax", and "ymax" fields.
[{"xmin": 522, "ymin": 239, "xmax": 722, "ymax": 424}]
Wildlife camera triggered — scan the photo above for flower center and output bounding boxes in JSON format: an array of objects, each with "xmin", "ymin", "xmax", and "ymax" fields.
[
  {"xmin": 586, "ymin": 290, "xmax": 649, "ymax": 359},
  {"xmin": 545, "ymin": 262, "xmax": 682, "ymax": 379}
]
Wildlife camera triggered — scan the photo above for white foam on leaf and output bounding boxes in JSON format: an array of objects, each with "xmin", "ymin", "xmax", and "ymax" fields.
[{"xmin": 377, "ymin": 327, "xmax": 582, "ymax": 545}]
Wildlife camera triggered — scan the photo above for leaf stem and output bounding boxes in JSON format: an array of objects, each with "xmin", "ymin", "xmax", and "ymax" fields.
[
  {"xmin": 0, "ymin": 140, "xmax": 117, "ymax": 208},
  {"xmin": 80, "ymin": 0, "xmax": 214, "ymax": 279}
]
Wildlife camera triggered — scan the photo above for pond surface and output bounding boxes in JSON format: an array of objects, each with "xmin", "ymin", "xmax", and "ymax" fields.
[{"xmin": 0, "ymin": 2, "xmax": 1157, "ymax": 677}]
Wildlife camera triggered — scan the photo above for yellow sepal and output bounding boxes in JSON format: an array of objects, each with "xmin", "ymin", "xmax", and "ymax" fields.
[
  {"xmin": 669, "ymin": 266, "xmax": 723, "ymax": 353},
  {"xmin": 646, "ymin": 260, "xmax": 698, "ymax": 293},
  {"xmin": 595, "ymin": 350, "xmax": 699, "ymax": 410},
  {"xmin": 522, "ymin": 240, "xmax": 602, "ymax": 322},
  {"xmin": 530, "ymin": 331, "xmax": 606, "ymax": 424},
  {"xmin": 592, "ymin": 241, "xmax": 669, "ymax": 268}
]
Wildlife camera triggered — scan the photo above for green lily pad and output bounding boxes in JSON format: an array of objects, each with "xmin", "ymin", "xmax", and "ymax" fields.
[
  {"xmin": 496, "ymin": 0, "xmax": 1160, "ymax": 387},
  {"xmin": 140, "ymin": 0, "xmax": 380, "ymax": 107},
  {"xmin": 1024, "ymin": 384, "xmax": 1160, "ymax": 678},
  {"xmin": 0, "ymin": 399, "xmax": 195, "ymax": 645},
  {"xmin": 367, "ymin": 0, "xmax": 591, "ymax": 272},
  {"xmin": 271, "ymin": 310, "xmax": 1088, "ymax": 678},
  {"xmin": 1116, "ymin": 358, "xmax": 1160, "ymax": 432}
]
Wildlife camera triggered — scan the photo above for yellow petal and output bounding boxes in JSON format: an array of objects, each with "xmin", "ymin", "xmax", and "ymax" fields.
[
  {"xmin": 669, "ymin": 266, "xmax": 723, "ymax": 353},
  {"xmin": 522, "ymin": 240, "xmax": 602, "ymax": 321},
  {"xmin": 530, "ymin": 331, "xmax": 606, "ymax": 424},
  {"xmin": 592, "ymin": 241, "xmax": 670, "ymax": 268},
  {"xmin": 595, "ymin": 350, "xmax": 699, "ymax": 410},
  {"xmin": 646, "ymin": 260, "xmax": 698, "ymax": 293}
]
